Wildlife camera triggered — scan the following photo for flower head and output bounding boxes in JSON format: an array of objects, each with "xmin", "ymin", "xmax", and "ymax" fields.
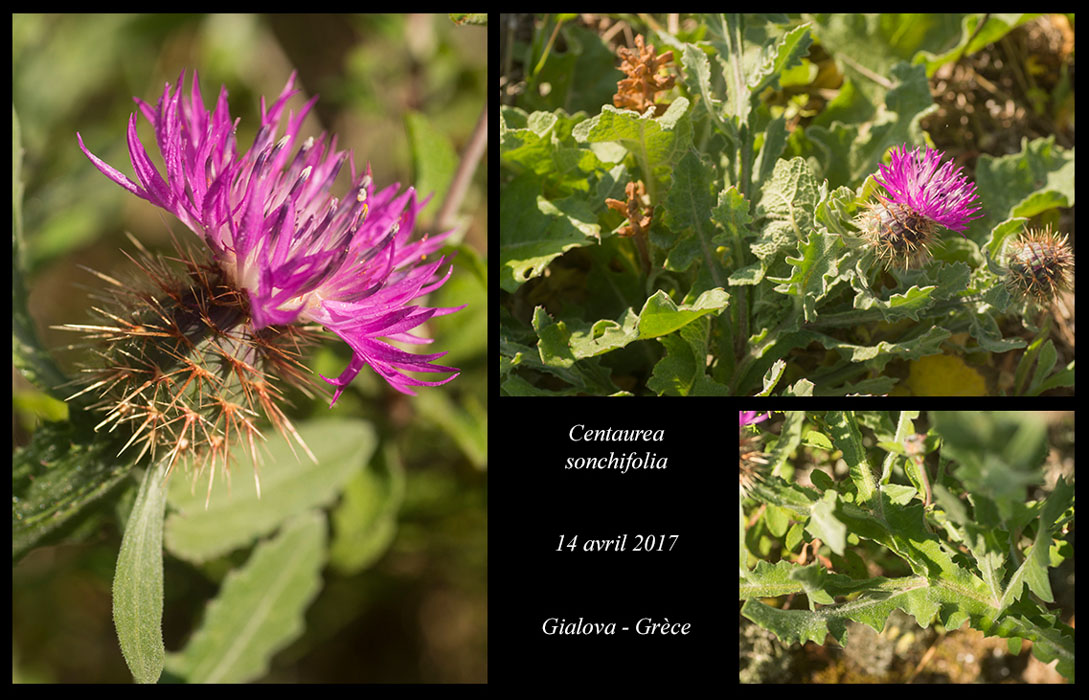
[
  {"xmin": 873, "ymin": 145, "xmax": 982, "ymax": 233},
  {"xmin": 856, "ymin": 145, "xmax": 982, "ymax": 268},
  {"xmin": 77, "ymin": 70, "xmax": 461, "ymax": 404}
]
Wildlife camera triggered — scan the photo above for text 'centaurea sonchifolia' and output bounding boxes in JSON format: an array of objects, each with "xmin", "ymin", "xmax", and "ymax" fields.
[{"xmin": 67, "ymin": 71, "xmax": 462, "ymax": 497}]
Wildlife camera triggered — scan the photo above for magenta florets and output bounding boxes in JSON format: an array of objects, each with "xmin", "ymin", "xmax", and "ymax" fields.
[
  {"xmin": 739, "ymin": 411, "xmax": 770, "ymax": 428},
  {"xmin": 873, "ymin": 145, "xmax": 982, "ymax": 235}
]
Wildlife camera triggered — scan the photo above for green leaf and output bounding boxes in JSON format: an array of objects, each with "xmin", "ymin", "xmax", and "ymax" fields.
[
  {"xmin": 165, "ymin": 511, "xmax": 327, "ymax": 683},
  {"xmin": 500, "ymin": 108, "xmax": 560, "ymax": 174},
  {"xmin": 769, "ymin": 225, "xmax": 841, "ymax": 323},
  {"xmin": 679, "ymin": 42, "xmax": 725, "ymax": 133},
  {"xmin": 404, "ymin": 110, "xmax": 457, "ymax": 222},
  {"xmin": 765, "ymin": 504, "xmax": 790, "ymax": 538},
  {"xmin": 659, "ymin": 151, "xmax": 725, "ymax": 288},
  {"xmin": 647, "ymin": 317, "xmax": 729, "ymax": 396},
  {"xmin": 533, "ymin": 288, "xmax": 729, "ymax": 370},
  {"xmin": 809, "ymin": 468, "xmax": 834, "ymax": 490},
  {"xmin": 712, "ymin": 185, "xmax": 755, "ymax": 243},
  {"xmin": 638, "ymin": 288, "xmax": 729, "ymax": 338},
  {"xmin": 329, "ymin": 442, "xmax": 405, "ymax": 575},
  {"xmin": 748, "ymin": 23, "xmax": 813, "ymax": 96},
  {"xmin": 808, "ymin": 490, "xmax": 847, "ymax": 555},
  {"xmin": 573, "ymin": 98, "xmax": 693, "ymax": 203},
  {"xmin": 1035, "ymin": 360, "xmax": 1074, "ymax": 395},
  {"xmin": 1023, "ymin": 476, "xmax": 1074, "ymax": 603},
  {"xmin": 849, "ymin": 262, "xmax": 970, "ymax": 324},
  {"xmin": 784, "ymin": 521, "xmax": 804, "ymax": 553},
  {"xmin": 916, "ymin": 14, "xmax": 1040, "ymax": 75},
  {"xmin": 753, "ymin": 157, "xmax": 819, "ymax": 261},
  {"xmin": 740, "ymin": 559, "xmax": 807, "ymax": 599},
  {"xmin": 113, "ymin": 461, "xmax": 168, "ymax": 684},
  {"xmin": 498, "ymin": 172, "xmax": 600, "ymax": 293},
  {"xmin": 826, "ymin": 411, "xmax": 874, "ymax": 505},
  {"xmin": 13, "ymin": 417, "xmax": 138, "ymax": 561},
  {"xmin": 804, "ymin": 431, "xmax": 833, "ymax": 451},
  {"xmin": 164, "ymin": 419, "xmax": 374, "ymax": 563},
  {"xmin": 810, "ymin": 324, "xmax": 951, "ymax": 374},
  {"xmin": 975, "ymin": 136, "xmax": 1075, "ymax": 224},
  {"xmin": 984, "ymin": 217, "xmax": 1030, "ymax": 259}
]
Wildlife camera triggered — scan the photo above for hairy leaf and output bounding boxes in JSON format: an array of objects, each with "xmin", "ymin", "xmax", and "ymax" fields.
[{"xmin": 165, "ymin": 512, "xmax": 326, "ymax": 683}]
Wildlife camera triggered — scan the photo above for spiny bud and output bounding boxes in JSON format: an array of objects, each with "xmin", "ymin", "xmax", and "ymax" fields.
[
  {"xmin": 1004, "ymin": 226, "xmax": 1074, "ymax": 302},
  {"xmin": 856, "ymin": 200, "xmax": 941, "ymax": 269},
  {"xmin": 56, "ymin": 234, "xmax": 321, "ymax": 505}
]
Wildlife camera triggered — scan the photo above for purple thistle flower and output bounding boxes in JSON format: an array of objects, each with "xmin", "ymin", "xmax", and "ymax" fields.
[
  {"xmin": 76, "ymin": 70, "xmax": 462, "ymax": 404},
  {"xmin": 739, "ymin": 411, "xmax": 770, "ymax": 428},
  {"xmin": 873, "ymin": 145, "xmax": 982, "ymax": 235}
]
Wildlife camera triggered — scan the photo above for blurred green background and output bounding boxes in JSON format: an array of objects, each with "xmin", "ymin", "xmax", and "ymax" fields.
[{"xmin": 13, "ymin": 13, "xmax": 487, "ymax": 683}]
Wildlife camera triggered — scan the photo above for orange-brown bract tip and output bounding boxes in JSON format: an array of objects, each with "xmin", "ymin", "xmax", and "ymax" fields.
[
  {"xmin": 60, "ymin": 237, "xmax": 325, "ymax": 505},
  {"xmin": 855, "ymin": 200, "xmax": 940, "ymax": 270}
]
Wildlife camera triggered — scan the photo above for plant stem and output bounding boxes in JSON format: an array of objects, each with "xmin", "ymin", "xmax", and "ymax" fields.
[{"xmin": 436, "ymin": 104, "xmax": 487, "ymax": 234}]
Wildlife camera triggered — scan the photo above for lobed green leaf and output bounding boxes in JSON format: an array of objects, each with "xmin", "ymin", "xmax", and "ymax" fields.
[{"xmin": 165, "ymin": 512, "xmax": 327, "ymax": 683}]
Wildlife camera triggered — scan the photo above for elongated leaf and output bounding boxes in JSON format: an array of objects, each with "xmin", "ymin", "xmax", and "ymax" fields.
[
  {"xmin": 807, "ymin": 490, "xmax": 846, "ymax": 555},
  {"xmin": 165, "ymin": 511, "xmax": 327, "ymax": 683},
  {"xmin": 13, "ymin": 417, "xmax": 138, "ymax": 561},
  {"xmin": 659, "ymin": 151, "xmax": 726, "ymax": 289},
  {"xmin": 113, "ymin": 461, "xmax": 168, "ymax": 684},
  {"xmin": 742, "ymin": 575, "xmax": 1074, "ymax": 680},
  {"xmin": 740, "ymin": 559, "xmax": 877, "ymax": 599},
  {"xmin": 329, "ymin": 442, "xmax": 405, "ymax": 575},
  {"xmin": 748, "ymin": 23, "xmax": 813, "ymax": 95},
  {"xmin": 164, "ymin": 419, "xmax": 374, "ymax": 563},
  {"xmin": 753, "ymin": 157, "xmax": 819, "ymax": 261},
  {"xmin": 825, "ymin": 411, "xmax": 874, "ymax": 505},
  {"xmin": 533, "ymin": 288, "xmax": 729, "ymax": 369},
  {"xmin": 679, "ymin": 43, "xmax": 725, "ymax": 132},
  {"xmin": 1023, "ymin": 475, "xmax": 1074, "ymax": 603}
]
